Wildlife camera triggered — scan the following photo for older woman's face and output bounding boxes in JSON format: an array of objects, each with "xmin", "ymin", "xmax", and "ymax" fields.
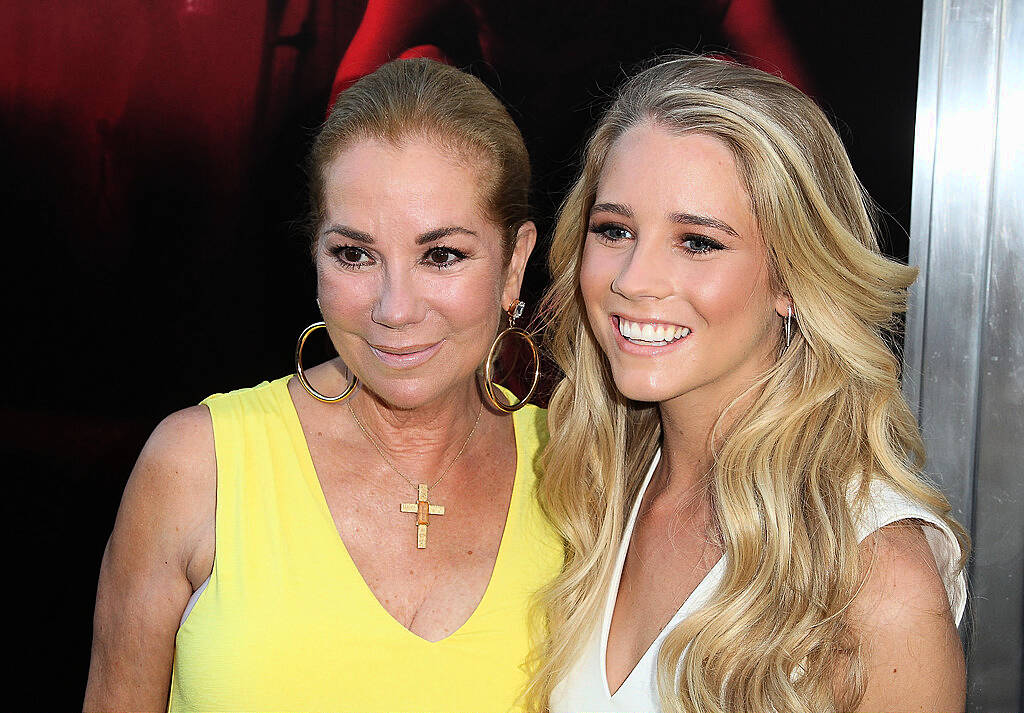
[
  {"xmin": 579, "ymin": 123, "xmax": 789, "ymax": 408},
  {"xmin": 316, "ymin": 136, "xmax": 533, "ymax": 410}
]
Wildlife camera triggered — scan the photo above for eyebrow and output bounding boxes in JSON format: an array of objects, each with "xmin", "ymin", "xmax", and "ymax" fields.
[
  {"xmin": 321, "ymin": 224, "xmax": 478, "ymax": 244},
  {"xmin": 590, "ymin": 202, "xmax": 740, "ymax": 238},
  {"xmin": 416, "ymin": 225, "xmax": 478, "ymax": 245},
  {"xmin": 323, "ymin": 225, "xmax": 372, "ymax": 243},
  {"xmin": 591, "ymin": 202, "xmax": 634, "ymax": 219},
  {"xmin": 668, "ymin": 211, "xmax": 740, "ymax": 238}
]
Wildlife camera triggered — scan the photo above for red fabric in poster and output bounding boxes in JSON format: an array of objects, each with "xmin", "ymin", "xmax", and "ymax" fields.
[{"xmin": 326, "ymin": 0, "xmax": 812, "ymax": 114}]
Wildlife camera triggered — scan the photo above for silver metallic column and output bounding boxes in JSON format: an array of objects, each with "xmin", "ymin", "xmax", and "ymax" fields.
[{"xmin": 905, "ymin": 0, "xmax": 1024, "ymax": 709}]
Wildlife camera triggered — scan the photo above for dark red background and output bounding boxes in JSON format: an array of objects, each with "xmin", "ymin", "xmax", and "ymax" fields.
[{"xmin": 1, "ymin": 1, "xmax": 921, "ymax": 705}]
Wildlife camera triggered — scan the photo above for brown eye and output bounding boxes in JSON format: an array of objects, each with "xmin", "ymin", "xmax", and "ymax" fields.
[
  {"xmin": 330, "ymin": 245, "xmax": 373, "ymax": 267},
  {"xmin": 423, "ymin": 246, "xmax": 466, "ymax": 269}
]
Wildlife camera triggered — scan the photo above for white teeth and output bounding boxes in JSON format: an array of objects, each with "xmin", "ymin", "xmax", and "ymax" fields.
[{"xmin": 617, "ymin": 318, "xmax": 691, "ymax": 344}]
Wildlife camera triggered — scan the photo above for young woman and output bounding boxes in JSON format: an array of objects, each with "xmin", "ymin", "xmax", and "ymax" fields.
[{"xmin": 530, "ymin": 56, "xmax": 968, "ymax": 713}]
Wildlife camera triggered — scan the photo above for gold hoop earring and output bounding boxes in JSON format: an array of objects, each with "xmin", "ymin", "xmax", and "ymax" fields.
[
  {"xmin": 483, "ymin": 300, "xmax": 539, "ymax": 413},
  {"xmin": 294, "ymin": 321, "xmax": 357, "ymax": 403}
]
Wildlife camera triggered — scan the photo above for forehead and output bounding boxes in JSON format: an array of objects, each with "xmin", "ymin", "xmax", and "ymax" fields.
[
  {"xmin": 597, "ymin": 123, "xmax": 756, "ymax": 235},
  {"xmin": 323, "ymin": 136, "xmax": 490, "ymax": 227}
]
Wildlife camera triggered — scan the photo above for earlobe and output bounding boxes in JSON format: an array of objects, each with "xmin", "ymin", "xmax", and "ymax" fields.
[{"xmin": 774, "ymin": 293, "xmax": 794, "ymax": 319}]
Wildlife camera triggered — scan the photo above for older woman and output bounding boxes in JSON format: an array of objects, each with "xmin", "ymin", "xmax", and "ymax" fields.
[
  {"xmin": 84, "ymin": 59, "xmax": 560, "ymax": 712},
  {"xmin": 530, "ymin": 57, "xmax": 968, "ymax": 713}
]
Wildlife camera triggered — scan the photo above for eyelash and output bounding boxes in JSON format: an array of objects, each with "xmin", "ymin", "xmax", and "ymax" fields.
[
  {"xmin": 588, "ymin": 222, "xmax": 726, "ymax": 255},
  {"xmin": 422, "ymin": 245, "xmax": 468, "ymax": 269},
  {"xmin": 329, "ymin": 245, "xmax": 469, "ymax": 270},
  {"xmin": 679, "ymin": 235, "xmax": 726, "ymax": 255},
  {"xmin": 589, "ymin": 223, "xmax": 634, "ymax": 243}
]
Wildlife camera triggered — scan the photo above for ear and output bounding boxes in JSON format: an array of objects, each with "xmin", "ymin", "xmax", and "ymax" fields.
[
  {"xmin": 774, "ymin": 292, "xmax": 794, "ymax": 319},
  {"xmin": 500, "ymin": 221, "xmax": 538, "ymax": 309}
]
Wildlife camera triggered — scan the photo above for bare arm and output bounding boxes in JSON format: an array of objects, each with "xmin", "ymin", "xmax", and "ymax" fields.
[
  {"xmin": 84, "ymin": 406, "xmax": 216, "ymax": 712},
  {"xmin": 849, "ymin": 522, "xmax": 965, "ymax": 713}
]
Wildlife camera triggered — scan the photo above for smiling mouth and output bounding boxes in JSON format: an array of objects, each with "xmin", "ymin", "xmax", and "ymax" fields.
[
  {"xmin": 367, "ymin": 339, "xmax": 444, "ymax": 368},
  {"xmin": 369, "ymin": 342, "xmax": 439, "ymax": 356},
  {"xmin": 615, "ymin": 316, "xmax": 691, "ymax": 346}
]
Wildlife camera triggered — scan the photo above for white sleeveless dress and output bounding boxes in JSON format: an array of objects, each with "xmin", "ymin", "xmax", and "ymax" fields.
[{"xmin": 550, "ymin": 450, "xmax": 968, "ymax": 713}]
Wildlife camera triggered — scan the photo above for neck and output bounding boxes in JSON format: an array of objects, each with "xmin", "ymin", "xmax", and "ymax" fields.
[
  {"xmin": 653, "ymin": 338, "xmax": 779, "ymax": 498},
  {"xmin": 655, "ymin": 377, "xmax": 762, "ymax": 503},
  {"xmin": 348, "ymin": 379, "xmax": 488, "ymax": 484}
]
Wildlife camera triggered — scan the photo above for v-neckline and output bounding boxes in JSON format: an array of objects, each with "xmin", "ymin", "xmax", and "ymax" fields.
[
  {"xmin": 278, "ymin": 376, "xmax": 524, "ymax": 646},
  {"xmin": 600, "ymin": 449, "xmax": 726, "ymax": 699}
]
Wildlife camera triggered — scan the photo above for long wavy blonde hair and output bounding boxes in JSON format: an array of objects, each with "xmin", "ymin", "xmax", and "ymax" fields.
[{"xmin": 526, "ymin": 56, "xmax": 969, "ymax": 713}]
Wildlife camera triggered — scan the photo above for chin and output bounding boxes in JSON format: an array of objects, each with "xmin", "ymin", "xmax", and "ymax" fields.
[
  {"xmin": 359, "ymin": 368, "xmax": 473, "ymax": 411},
  {"xmin": 607, "ymin": 368, "xmax": 690, "ymax": 405},
  {"xmin": 359, "ymin": 379, "xmax": 438, "ymax": 410}
]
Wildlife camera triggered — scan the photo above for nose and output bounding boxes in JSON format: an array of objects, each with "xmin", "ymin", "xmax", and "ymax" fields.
[
  {"xmin": 371, "ymin": 268, "xmax": 426, "ymax": 329},
  {"xmin": 610, "ymin": 237, "xmax": 674, "ymax": 300}
]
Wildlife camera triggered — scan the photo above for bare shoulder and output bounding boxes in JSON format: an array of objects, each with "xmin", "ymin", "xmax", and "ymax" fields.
[
  {"xmin": 854, "ymin": 521, "xmax": 953, "ymax": 624},
  {"xmin": 132, "ymin": 405, "xmax": 216, "ymax": 499},
  {"xmin": 850, "ymin": 521, "xmax": 965, "ymax": 712},
  {"xmin": 139, "ymin": 404, "xmax": 215, "ymax": 471},
  {"xmin": 127, "ymin": 405, "xmax": 217, "ymax": 575},
  {"xmin": 119, "ymin": 406, "xmax": 215, "ymax": 543},
  {"xmin": 84, "ymin": 405, "xmax": 216, "ymax": 711}
]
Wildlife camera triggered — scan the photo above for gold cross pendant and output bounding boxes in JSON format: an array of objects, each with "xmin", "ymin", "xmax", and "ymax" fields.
[{"xmin": 400, "ymin": 483, "xmax": 445, "ymax": 549}]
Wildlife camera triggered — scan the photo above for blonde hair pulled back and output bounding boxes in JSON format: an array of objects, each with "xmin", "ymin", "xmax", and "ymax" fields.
[
  {"xmin": 527, "ymin": 56, "xmax": 968, "ymax": 713},
  {"xmin": 307, "ymin": 58, "xmax": 530, "ymax": 262}
]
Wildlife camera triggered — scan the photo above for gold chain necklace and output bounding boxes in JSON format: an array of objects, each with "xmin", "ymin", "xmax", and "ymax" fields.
[{"xmin": 348, "ymin": 401, "xmax": 483, "ymax": 549}]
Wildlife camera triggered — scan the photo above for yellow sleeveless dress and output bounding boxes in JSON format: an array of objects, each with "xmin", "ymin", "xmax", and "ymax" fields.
[{"xmin": 167, "ymin": 376, "xmax": 562, "ymax": 713}]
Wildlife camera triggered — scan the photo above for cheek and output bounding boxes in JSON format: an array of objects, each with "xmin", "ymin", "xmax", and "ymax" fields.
[
  {"xmin": 316, "ymin": 267, "xmax": 373, "ymax": 322},
  {"xmin": 579, "ymin": 242, "xmax": 613, "ymax": 321},
  {"xmin": 434, "ymin": 274, "xmax": 503, "ymax": 330},
  {"xmin": 690, "ymin": 258, "xmax": 772, "ymax": 325},
  {"xmin": 692, "ymin": 272, "xmax": 747, "ymax": 324}
]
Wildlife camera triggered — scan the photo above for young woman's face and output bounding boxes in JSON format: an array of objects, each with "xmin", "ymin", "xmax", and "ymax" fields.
[
  {"xmin": 315, "ymin": 136, "xmax": 534, "ymax": 410},
  {"xmin": 579, "ymin": 123, "xmax": 789, "ymax": 408}
]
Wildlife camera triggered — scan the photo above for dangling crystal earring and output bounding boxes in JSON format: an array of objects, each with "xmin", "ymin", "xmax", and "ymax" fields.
[{"xmin": 784, "ymin": 304, "xmax": 799, "ymax": 349}]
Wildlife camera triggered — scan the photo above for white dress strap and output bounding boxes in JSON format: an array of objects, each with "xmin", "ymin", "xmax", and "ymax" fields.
[
  {"xmin": 854, "ymin": 478, "xmax": 967, "ymax": 624},
  {"xmin": 551, "ymin": 454, "xmax": 968, "ymax": 713}
]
